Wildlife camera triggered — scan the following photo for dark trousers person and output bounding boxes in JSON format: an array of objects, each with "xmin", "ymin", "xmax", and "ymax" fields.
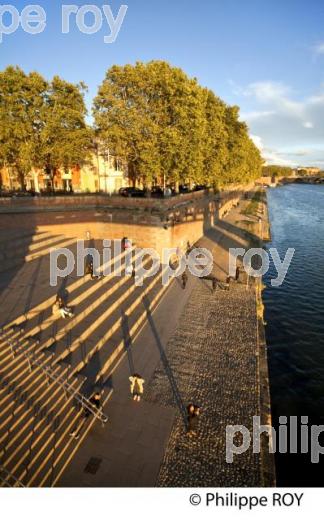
[
  {"xmin": 202, "ymin": 274, "xmax": 218, "ymax": 292},
  {"xmin": 187, "ymin": 404, "xmax": 201, "ymax": 437},
  {"xmin": 70, "ymin": 393, "xmax": 103, "ymax": 440},
  {"xmin": 85, "ymin": 262, "xmax": 100, "ymax": 280},
  {"xmin": 226, "ymin": 266, "xmax": 241, "ymax": 288},
  {"xmin": 182, "ymin": 272, "xmax": 188, "ymax": 289}
]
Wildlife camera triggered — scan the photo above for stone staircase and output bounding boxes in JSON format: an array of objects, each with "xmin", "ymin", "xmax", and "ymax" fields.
[
  {"xmin": 0, "ymin": 231, "xmax": 77, "ymax": 274},
  {"xmin": 0, "ymin": 231, "xmax": 172, "ymax": 487}
]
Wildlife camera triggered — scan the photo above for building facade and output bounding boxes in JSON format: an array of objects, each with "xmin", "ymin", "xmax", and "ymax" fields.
[
  {"xmin": 80, "ymin": 150, "xmax": 127, "ymax": 194},
  {"xmin": 0, "ymin": 151, "xmax": 128, "ymax": 194},
  {"xmin": 297, "ymin": 167, "xmax": 321, "ymax": 176}
]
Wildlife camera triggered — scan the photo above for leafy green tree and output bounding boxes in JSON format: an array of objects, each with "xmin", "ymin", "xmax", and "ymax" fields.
[
  {"xmin": 203, "ymin": 89, "xmax": 228, "ymax": 188},
  {"xmin": 221, "ymin": 105, "xmax": 263, "ymax": 185},
  {"xmin": 262, "ymin": 165, "xmax": 293, "ymax": 177},
  {"xmin": 93, "ymin": 61, "xmax": 263, "ymax": 190},
  {"xmin": 0, "ymin": 67, "xmax": 92, "ymax": 191},
  {"xmin": 38, "ymin": 76, "xmax": 92, "ymax": 189},
  {"xmin": 93, "ymin": 61, "xmax": 207, "ymax": 188},
  {"xmin": 0, "ymin": 66, "xmax": 47, "ymax": 189},
  {"xmin": 93, "ymin": 63, "xmax": 157, "ymax": 187}
]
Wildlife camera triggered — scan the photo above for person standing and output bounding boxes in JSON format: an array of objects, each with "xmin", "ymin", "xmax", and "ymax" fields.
[
  {"xmin": 129, "ymin": 374, "xmax": 145, "ymax": 402},
  {"xmin": 122, "ymin": 237, "xmax": 132, "ymax": 251}
]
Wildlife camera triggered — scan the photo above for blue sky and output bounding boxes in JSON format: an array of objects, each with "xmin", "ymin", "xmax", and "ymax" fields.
[{"xmin": 1, "ymin": 0, "xmax": 324, "ymax": 167}]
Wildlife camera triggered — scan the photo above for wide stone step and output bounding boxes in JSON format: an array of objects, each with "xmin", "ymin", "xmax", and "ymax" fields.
[{"xmin": 0, "ymin": 238, "xmax": 173, "ymax": 487}]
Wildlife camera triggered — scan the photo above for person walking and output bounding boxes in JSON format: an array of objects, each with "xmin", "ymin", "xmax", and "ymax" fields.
[
  {"xmin": 122, "ymin": 237, "xmax": 132, "ymax": 251},
  {"xmin": 181, "ymin": 271, "xmax": 188, "ymax": 290},
  {"xmin": 85, "ymin": 260, "xmax": 101, "ymax": 280},
  {"xmin": 187, "ymin": 404, "xmax": 201, "ymax": 437},
  {"xmin": 70, "ymin": 392, "xmax": 104, "ymax": 440},
  {"xmin": 129, "ymin": 374, "xmax": 145, "ymax": 402},
  {"xmin": 226, "ymin": 266, "xmax": 240, "ymax": 287}
]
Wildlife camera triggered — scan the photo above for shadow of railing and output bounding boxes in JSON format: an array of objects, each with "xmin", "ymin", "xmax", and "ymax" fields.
[
  {"xmin": 121, "ymin": 311, "xmax": 135, "ymax": 375},
  {"xmin": 142, "ymin": 295, "xmax": 187, "ymax": 426}
]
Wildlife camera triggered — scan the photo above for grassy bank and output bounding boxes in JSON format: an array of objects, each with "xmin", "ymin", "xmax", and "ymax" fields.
[{"xmin": 242, "ymin": 189, "xmax": 265, "ymax": 217}]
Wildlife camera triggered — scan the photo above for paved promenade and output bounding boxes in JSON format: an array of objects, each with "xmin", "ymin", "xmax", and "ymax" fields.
[
  {"xmin": 153, "ymin": 281, "xmax": 260, "ymax": 486},
  {"xmin": 59, "ymin": 195, "xmax": 268, "ymax": 487}
]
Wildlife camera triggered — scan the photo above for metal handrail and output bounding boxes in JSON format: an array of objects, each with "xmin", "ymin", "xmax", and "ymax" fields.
[
  {"xmin": 0, "ymin": 466, "xmax": 25, "ymax": 487},
  {"xmin": 7, "ymin": 337, "xmax": 108, "ymax": 425}
]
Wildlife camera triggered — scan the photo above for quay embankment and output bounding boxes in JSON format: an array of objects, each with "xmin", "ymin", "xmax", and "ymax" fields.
[
  {"xmin": 61, "ymin": 186, "xmax": 275, "ymax": 487},
  {"xmin": 0, "ymin": 185, "xmax": 275, "ymax": 487},
  {"xmin": 151, "ymin": 187, "xmax": 276, "ymax": 487},
  {"xmin": 0, "ymin": 186, "xmax": 251, "ymax": 262}
]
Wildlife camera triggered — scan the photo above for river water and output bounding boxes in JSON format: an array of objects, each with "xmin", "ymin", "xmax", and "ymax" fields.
[{"xmin": 263, "ymin": 183, "xmax": 324, "ymax": 486}]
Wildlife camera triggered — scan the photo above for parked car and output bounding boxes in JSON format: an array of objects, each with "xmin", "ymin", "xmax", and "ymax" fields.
[
  {"xmin": 0, "ymin": 189, "xmax": 12, "ymax": 198},
  {"xmin": 179, "ymin": 184, "xmax": 191, "ymax": 193},
  {"xmin": 119, "ymin": 187, "xmax": 146, "ymax": 198},
  {"xmin": 193, "ymin": 185, "xmax": 208, "ymax": 192},
  {"xmin": 11, "ymin": 190, "xmax": 34, "ymax": 198},
  {"xmin": 151, "ymin": 186, "xmax": 164, "ymax": 198}
]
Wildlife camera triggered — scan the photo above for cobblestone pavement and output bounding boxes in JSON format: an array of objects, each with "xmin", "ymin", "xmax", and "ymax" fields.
[
  {"xmin": 145, "ymin": 279, "xmax": 261, "ymax": 487},
  {"xmin": 144, "ymin": 198, "xmax": 265, "ymax": 486}
]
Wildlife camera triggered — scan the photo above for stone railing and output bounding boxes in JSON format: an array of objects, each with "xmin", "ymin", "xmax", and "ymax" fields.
[{"xmin": 0, "ymin": 189, "xmax": 212, "ymax": 213}]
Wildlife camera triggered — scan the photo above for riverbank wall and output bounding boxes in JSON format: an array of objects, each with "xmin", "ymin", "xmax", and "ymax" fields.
[
  {"xmin": 0, "ymin": 187, "xmax": 252, "ymax": 259},
  {"xmin": 255, "ymin": 188, "xmax": 276, "ymax": 486}
]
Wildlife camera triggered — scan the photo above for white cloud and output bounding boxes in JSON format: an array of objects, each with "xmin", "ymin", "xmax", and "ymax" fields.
[
  {"xmin": 244, "ymin": 81, "xmax": 291, "ymax": 101},
  {"xmin": 242, "ymin": 81, "xmax": 303, "ymax": 116},
  {"xmin": 313, "ymin": 42, "xmax": 324, "ymax": 55},
  {"xmin": 251, "ymin": 135, "xmax": 295, "ymax": 166},
  {"xmin": 232, "ymin": 80, "xmax": 324, "ymax": 168},
  {"xmin": 240, "ymin": 110, "xmax": 275, "ymax": 122}
]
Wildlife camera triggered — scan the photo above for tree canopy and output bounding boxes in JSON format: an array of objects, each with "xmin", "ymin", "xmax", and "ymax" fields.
[
  {"xmin": 0, "ymin": 66, "xmax": 47, "ymax": 188},
  {"xmin": 93, "ymin": 61, "xmax": 263, "ymax": 188},
  {"xmin": 262, "ymin": 165, "xmax": 294, "ymax": 178},
  {"xmin": 0, "ymin": 66, "xmax": 92, "ymax": 189},
  {"xmin": 0, "ymin": 61, "xmax": 263, "ymax": 191}
]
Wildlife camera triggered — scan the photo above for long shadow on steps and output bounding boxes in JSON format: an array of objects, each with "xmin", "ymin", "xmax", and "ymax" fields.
[
  {"xmin": 121, "ymin": 311, "xmax": 135, "ymax": 375},
  {"xmin": 0, "ymin": 214, "xmax": 38, "ymax": 327},
  {"xmin": 143, "ymin": 295, "xmax": 187, "ymax": 427}
]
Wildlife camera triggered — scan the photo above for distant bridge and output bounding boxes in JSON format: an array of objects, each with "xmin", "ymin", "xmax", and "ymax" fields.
[{"xmin": 257, "ymin": 176, "xmax": 324, "ymax": 187}]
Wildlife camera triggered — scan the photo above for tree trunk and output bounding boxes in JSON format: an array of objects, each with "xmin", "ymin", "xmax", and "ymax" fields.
[
  {"xmin": 17, "ymin": 168, "xmax": 26, "ymax": 191},
  {"xmin": 50, "ymin": 167, "xmax": 56, "ymax": 192}
]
